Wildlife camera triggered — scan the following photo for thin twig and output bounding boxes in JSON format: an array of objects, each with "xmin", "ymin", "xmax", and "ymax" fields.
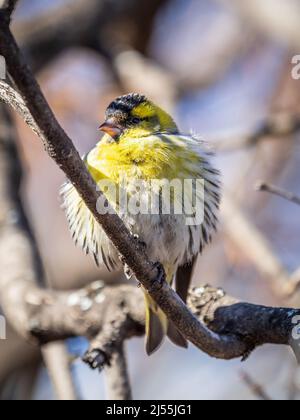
[
  {"xmin": 42, "ymin": 342, "xmax": 77, "ymax": 401},
  {"xmin": 240, "ymin": 371, "xmax": 272, "ymax": 401},
  {"xmin": 214, "ymin": 114, "xmax": 300, "ymax": 153},
  {"xmin": 104, "ymin": 345, "xmax": 132, "ymax": 400},
  {"xmin": 256, "ymin": 182, "xmax": 300, "ymax": 206}
]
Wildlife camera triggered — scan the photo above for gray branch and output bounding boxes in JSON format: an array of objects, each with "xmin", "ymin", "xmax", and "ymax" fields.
[{"xmin": 11, "ymin": 282, "xmax": 300, "ymax": 363}]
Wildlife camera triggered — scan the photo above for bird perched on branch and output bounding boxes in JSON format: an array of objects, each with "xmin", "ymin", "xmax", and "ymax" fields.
[{"xmin": 61, "ymin": 93, "xmax": 221, "ymax": 355}]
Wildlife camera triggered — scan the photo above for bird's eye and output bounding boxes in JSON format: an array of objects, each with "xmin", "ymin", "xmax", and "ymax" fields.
[{"xmin": 132, "ymin": 117, "xmax": 141, "ymax": 124}]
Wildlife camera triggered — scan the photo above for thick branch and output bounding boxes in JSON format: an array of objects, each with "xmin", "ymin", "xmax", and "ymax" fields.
[{"xmin": 17, "ymin": 283, "xmax": 300, "ymax": 363}]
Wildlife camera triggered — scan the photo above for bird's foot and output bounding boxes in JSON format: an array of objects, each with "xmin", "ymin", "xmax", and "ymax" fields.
[
  {"xmin": 124, "ymin": 263, "xmax": 134, "ymax": 281},
  {"xmin": 119, "ymin": 235, "xmax": 146, "ymax": 281},
  {"xmin": 150, "ymin": 261, "xmax": 166, "ymax": 292},
  {"xmin": 132, "ymin": 233, "xmax": 147, "ymax": 251},
  {"xmin": 82, "ymin": 349, "xmax": 110, "ymax": 372}
]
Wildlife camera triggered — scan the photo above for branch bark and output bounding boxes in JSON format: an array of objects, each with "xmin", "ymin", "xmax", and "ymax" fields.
[
  {"xmin": 104, "ymin": 345, "xmax": 132, "ymax": 400},
  {"xmin": 9, "ymin": 282, "xmax": 300, "ymax": 363}
]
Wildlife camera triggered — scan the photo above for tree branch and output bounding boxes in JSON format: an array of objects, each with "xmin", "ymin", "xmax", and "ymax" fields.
[
  {"xmin": 240, "ymin": 371, "xmax": 272, "ymax": 401},
  {"xmin": 214, "ymin": 113, "xmax": 300, "ymax": 152},
  {"xmin": 14, "ymin": 283, "xmax": 300, "ymax": 363},
  {"xmin": 256, "ymin": 182, "xmax": 300, "ymax": 206},
  {"xmin": 0, "ymin": 81, "xmax": 43, "ymax": 138},
  {"xmin": 104, "ymin": 345, "xmax": 132, "ymax": 400},
  {"xmin": 41, "ymin": 342, "xmax": 77, "ymax": 401},
  {"xmin": 0, "ymin": 0, "xmax": 18, "ymax": 23}
]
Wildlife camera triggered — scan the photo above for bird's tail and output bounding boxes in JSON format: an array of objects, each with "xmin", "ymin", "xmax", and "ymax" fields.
[
  {"xmin": 144, "ymin": 294, "xmax": 188, "ymax": 355},
  {"xmin": 144, "ymin": 293, "xmax": 167, "ymax": 355}
]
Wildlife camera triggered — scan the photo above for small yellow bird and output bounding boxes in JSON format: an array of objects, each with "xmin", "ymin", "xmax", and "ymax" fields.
[{"xmin": 61, "ymin": 93, "xmax": 220, "ymax": 355}]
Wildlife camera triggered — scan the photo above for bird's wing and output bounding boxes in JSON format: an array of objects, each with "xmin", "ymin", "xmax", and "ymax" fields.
[
  {"xmin": 175, "ymin": 256, "xmax": 197, "ymax": 304},
  {"xmin": 165, "ymin": 259, "xmax": 198, "ymax": 350},
  {"xmin": 60, "ymin": 176, "xmax": 118, "ymax": 271}
]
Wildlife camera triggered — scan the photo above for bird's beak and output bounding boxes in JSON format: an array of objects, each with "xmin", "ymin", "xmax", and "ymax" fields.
[{"xmin": 99, "ymin": 120, "xmax": 123, "ymax": 139}]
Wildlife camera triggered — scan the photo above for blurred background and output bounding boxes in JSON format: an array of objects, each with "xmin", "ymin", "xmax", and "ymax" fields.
[{"xmin": 1, "ymin": 0, "xmax": 300, "ymax": 400}]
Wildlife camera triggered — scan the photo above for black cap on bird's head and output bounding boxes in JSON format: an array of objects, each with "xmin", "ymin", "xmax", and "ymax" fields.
[
  {"xmin": 99, "ymin": 93, "xmax": 148, "ymax": 139},
  {"xmin": 107, "ymin": 93, "xmax": 147, "ymax": 115},
  {"xmin": 99, "ymin": 93, "xmax": 178, "ymax": 140}
]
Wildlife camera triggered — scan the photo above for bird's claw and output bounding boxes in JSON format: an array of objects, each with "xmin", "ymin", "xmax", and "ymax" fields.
[
  {"xmin": 82, "ymin": 349, "xmax": 110, "ymax": 371},
  {"xmin": 124, "ymin": 263, "xmax": 134, "ymax": 281},
  {"xmin": 119, "ymin": 235, "xmax": 148, "ymax": 284},
  {"xmin": 150, "ymin": 262, "xmax": 166, "ymax": 291},
  {"xmin": 132, "ymin": 234, "xmax": 147, "ymax": 251}
]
